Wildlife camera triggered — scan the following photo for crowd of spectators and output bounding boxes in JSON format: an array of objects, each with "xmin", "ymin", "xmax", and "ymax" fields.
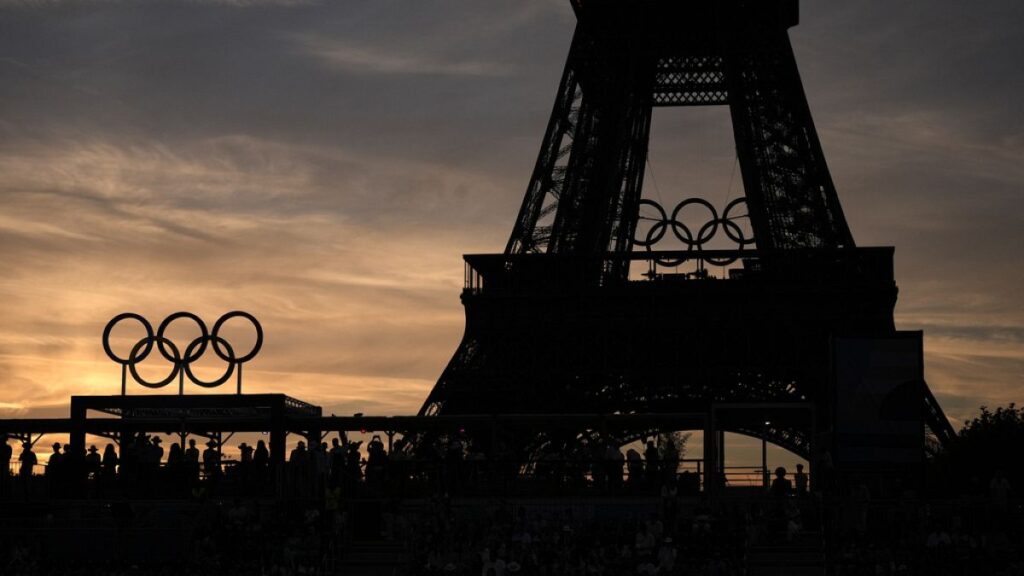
[
  {"xmin": 1, "ymin": 433, "xmax": 351, "ymax": 499},
  {"xmin": 398, "ymin": 495, "xmax": 756, "ymax": 576},
  {"xmin": 2, "ymin": 432, "xmax": 698, "ymax": 501},
  {"xmin": 3, "ymin": 435, "xmax": 1023, "ymax": 575}
]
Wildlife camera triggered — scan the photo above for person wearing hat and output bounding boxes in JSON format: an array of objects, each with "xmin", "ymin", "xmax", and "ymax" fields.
[
  {"xmin": 85, "ymin": 445, "xmax": 101, "ymax": 479},
  {"xmin": 46, "ymin": 442, "xmax": 63, "ymax": 491},
  {"xmin": 239, "ymin": 442, "xmax": 253, "ymax": 465},
  {"xmin": 150, "ymin": 436, "xmax": 164, "ymax": 472},
  {"xmin": 19, "ymin": 441, "xmax": 37, "ymax": 478},
  {"xmin": 202, "ymin": 440, "xmax": 221, "ymax": 480},
  {"xmin": 238, "ymin": 442, "xmax": 254, "ymax": 482},
  {"xmin": 17, "ymin": 441, "xmax": 37, "ymax": 499}
]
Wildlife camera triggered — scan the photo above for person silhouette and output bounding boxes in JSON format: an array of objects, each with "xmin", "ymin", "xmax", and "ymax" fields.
[
  {"xmin": 253, "ymin": 439, "xmax": 269, "ymax": 467},
  {"xmin": 19, "ymin": 442, "xmax": 37, "ymax": 473},
  {"xmin": 85, "ymin": 445, "xmax": 101, "ymax": 479},
  {"xmin": 644, "ymin": 440, "xmax": 660, "ymax": 485},
  {"xmin": 19, "ymin": 442, "xmax": 37, "ymax": 497},
  {"xmin": 166, "ymin": 441, "xmax": 183, "ymax": 490},
  {"xmin": 311, "ymin": 442, "xmax": 329, "ymax": 492},
  {"xmin": 290, "ymin": 440, "xmax": 308, "ymax": 465},
  {"xmin": 605, "ymin": 441, "xmax": 624, "ymax": 492},
  {"xmin": 345, "ymin": 442, "xmax": 362, "ymax": 484},
  {"xmin": 46, "ymin": 442, "xmax": 63, "ymax": 494},
  {"xmin": 184, "ymin": 438, "xmax": 199, "ymax": 462},
  {"xmin": 794, "ymin": 463, "xmax": 808, "ymax": 497},
  {"xmin": 101, "ymin": 444, "xmax": 118, "ymax": 479},
  {"xmin": 329, "ymin": 437, "xmax": 345, "ymax": 486},
  {"xmin": 46, "ymin": 442, "xmax": 62, "ymax": 475},
  {"xmin": 202, "ymin": 440, "xmax": 221, "ymax": 480},
  {"xmin": 237, "ymin": 442, "xmax": 254, "ymax": 484},
  {"xmin": 150, "ymin": 436, "xmax": 164, "ymax": 465},
  {"xmin": 239, "ymin": 442, "xmax": 254, "ymax": 464},
  {"xmin": 366, "ymin": 435, "xmax": 388, "ymax": 485},
  {"xmin": 769, "ymin": 466, "xmax": 791, "ymax": 498},
  {"xmin": 289, "ymin": 440, "xmax": 310, "ymax": 496},
  {"xmin": 185, "ymin": 438, "xmax": 200, "ymax": 481},
  {"xmin": 167, "ymin": 442, "xmax": 182, "ymax": 467},
  {"xmin": 626, "ymin": 448, "xmax": 644, "ymax": 487}
]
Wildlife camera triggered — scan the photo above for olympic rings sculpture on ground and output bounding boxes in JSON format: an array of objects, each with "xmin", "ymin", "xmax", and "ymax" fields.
[
  {"xmin": 634, "ymin": 197, "xmax": 755, "ymax": 266},
  {"xmin": 103, "ymin": 311, "xmax": 262, "ymax": 394}
]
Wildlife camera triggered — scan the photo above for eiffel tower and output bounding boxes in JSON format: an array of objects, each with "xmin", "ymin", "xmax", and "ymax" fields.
[{"xmin": 420, "ymin": 0, "xmax": 954, "ymax": 476}]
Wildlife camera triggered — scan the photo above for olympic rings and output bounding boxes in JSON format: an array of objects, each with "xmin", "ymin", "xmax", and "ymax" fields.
[
  {"xmin": 634, "ymin": 197, "xmax": 755, "ymax": 266},
  {"xmin": 184, "ymin": 336, "xmax": 234, "ymax": 388},
  {"xmin": 103, "ymin": 311, "xmax": 262, "ymax": 391},
  {"xmin": 158, "ymin": 312, "xmax": 208, "ymax": 363},
  {"xmin": 129, "ymin": 336, "xmax": 181, "ymax": 388},
  {"xmin": 103, "ymin": 312, "xmax": 154, "ymax": 364}
]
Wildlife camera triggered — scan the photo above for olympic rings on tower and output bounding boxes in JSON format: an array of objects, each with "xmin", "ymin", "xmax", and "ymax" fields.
[
  {"xmin": 633, "ymin": 197, "xmax": 755, "ymax": 266},
  {"xmin": 103, "ymin": 311, "xmax": 263, "ymax": 392}
]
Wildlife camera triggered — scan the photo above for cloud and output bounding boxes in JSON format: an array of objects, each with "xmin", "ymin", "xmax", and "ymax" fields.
[
  {"xmin": 0, "ymin": 133, "xmax": 489, "ymax": 415},
  {"xmin": 0, "ymin": 0, "xmax": 312, "ymax": 6},
  {"xmin": 0, "ymin": 0, "xmax": 1021, "ymax": 433},
  {"xmin": 291, "ymin": 33, "xmax": 512, "ymax": 77},
  {"xmin": 0, "ymin": 402, "xmax": 28, "ymax": 417}
]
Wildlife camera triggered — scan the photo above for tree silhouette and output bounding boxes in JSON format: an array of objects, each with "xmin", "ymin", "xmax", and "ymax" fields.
[{"xmin": 938, "ymin": 404, "xmax": 1024, "ymax": 495}]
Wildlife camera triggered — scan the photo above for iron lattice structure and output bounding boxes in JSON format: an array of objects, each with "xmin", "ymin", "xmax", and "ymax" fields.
[
  {"xmin": 420, "ymin": 0, "xmax": 954, "ymax": 461},
  {"xmin": 505, "ymin": 0, "xmax": 852, "ymax": 271}
]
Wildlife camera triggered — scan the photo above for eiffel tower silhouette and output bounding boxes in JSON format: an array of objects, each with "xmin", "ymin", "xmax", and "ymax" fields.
[{"xmin": 420, "ymin": 0, "xmax": 954, "ymax": 480}]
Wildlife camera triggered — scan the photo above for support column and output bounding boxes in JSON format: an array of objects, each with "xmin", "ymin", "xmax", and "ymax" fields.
[
  {"xmin": 703, "ymin": 409, "xmax": 717, "ymax": 495},
  {"xmin": 717, "ymin": 429, "xmax": 726, "ymax": 486},
  {"xmin": 809, "ymin": 404, "xmax": 818, "ymax": 493},
  {"xmin": 270, "ymin": 401, "xmax": 286, "ymax": 496},
  {"xmin": 69, "ymin": 397, "xmax": 87, "ymax": 456},
  {"xmin": 308, "ymin": 425, "xmax": 322, "ymax": 450},
  {"xmin": 762, "ymin": 435, "xmax": 769, "ymax": 489}
]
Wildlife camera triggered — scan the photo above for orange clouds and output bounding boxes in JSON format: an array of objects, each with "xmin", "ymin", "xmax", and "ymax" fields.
[{"xmin": 0, "ymin": 134, "xmax": 496, "ymax": 418}]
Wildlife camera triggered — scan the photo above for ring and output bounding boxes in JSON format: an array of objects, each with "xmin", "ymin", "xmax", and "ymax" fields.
[
  {"xmin": 103, "ymin": 311, "xmax": 262, "ymax": 391},
  {"xmin": 632, "ymin": 196, "xmax": 754, "ymax": 263}
]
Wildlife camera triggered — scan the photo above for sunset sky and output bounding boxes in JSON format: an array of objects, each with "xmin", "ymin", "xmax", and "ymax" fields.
[{"xmin": 1, "ymin": 0, "xmax": 1022, "ymax": 451}]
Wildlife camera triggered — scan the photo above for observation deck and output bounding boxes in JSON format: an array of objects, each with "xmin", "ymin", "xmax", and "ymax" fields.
[{"xmin": 464, "ymin": 247, "xmax": 895, "ymax": 298}]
